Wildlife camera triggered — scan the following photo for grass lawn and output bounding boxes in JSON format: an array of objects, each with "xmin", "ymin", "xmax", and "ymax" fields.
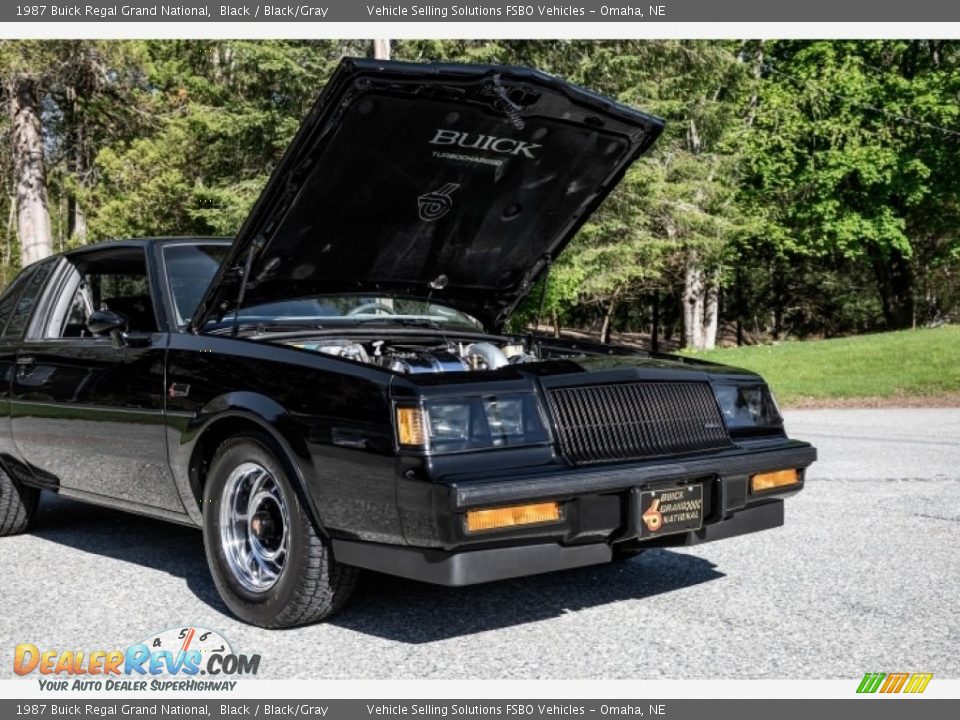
[{"xmin": 688, "ymin": 325, "xmax": 960, "ymax": 407}]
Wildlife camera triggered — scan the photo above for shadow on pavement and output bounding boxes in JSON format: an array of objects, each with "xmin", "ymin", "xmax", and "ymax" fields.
[
  {"xmin": 29, "ymin": 493, "xmax": 228, "ymax": 614},
  {"xmin": 31, "ymin": 493, "xmax": 725, "ymax": 643},
  {"xmin": 333, "ymin": 550, "xmax": 723, "ymax": 643}
]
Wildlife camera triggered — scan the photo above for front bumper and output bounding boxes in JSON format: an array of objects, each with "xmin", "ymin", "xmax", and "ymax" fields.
[
  {"xmin": 333, "ymin": 440, "xmax": 815, "ymax": 585},
  {"xmin": 333, "ymin": 500, "xmax": 784, "ymax": 585},
  {"xmin": 450, "ymin": 441, "xmax": 813, "ymax": 509}
]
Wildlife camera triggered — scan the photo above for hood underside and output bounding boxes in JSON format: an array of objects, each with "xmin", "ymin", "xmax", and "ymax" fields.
[{"xmin": 191, "ymin": 58, "xmax": 664, "ymax": 331}]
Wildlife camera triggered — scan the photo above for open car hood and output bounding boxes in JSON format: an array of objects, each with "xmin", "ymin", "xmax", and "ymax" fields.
[{"xmin": 191, "ymin": 58, "xmax": 664, "ymax": 331}]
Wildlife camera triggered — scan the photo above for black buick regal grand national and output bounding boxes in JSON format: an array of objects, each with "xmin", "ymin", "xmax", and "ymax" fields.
[{"xmin": 0, "ymin": 59, "xmax": 815, "ymax": 627}]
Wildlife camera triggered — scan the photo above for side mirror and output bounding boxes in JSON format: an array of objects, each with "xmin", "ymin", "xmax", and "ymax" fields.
[{"xmin": 86, "ymin": 309, "xmax": 127, "ymax": 336}]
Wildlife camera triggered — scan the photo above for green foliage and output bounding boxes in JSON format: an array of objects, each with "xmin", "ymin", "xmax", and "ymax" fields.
[
  {"xmin": 80, "ymin": 41, "xmax": 360, "ymax": 242},
  {"xmin": 690, "ymin": 326, "xmax": 960, "ymax": 404},
  {"xmin": 740, "ymin": 40, "xmax": 960, "ymax": 329},
  {"xmin": 2, "ymin": 39, "xmax": 960, "ymax": 339},
  {"xmin": 506, "ymin": 41, "xmax": 755, "ymax": 333}
]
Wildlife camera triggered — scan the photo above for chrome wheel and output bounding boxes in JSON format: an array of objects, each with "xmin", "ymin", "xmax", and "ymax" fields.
[{"xmin": 219, "ymin": 461, "xmax": 289, "ymax": 593}]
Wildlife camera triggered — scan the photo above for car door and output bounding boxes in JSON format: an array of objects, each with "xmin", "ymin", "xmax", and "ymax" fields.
[
  {"xmin": 9, "ymin": 245, "xmax": 183, "ymax": 513},
  {"xmin": 0, "ymin": 260, "xmax": 57, "ymax": 485}
]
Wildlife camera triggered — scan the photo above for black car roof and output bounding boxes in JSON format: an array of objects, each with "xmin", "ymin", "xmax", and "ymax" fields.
[{"xmin": 61, "ymin": 237, "xmax": 232, "ymax": 258}]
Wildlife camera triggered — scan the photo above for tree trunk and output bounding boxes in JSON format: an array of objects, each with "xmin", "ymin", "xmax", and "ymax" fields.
[
  {"xmin": 599, "ymin": 286, "xmax": 622, "ymax": 344},
  {"xmin": 9, "ymin": 75, "xmax": 53, "ymax": 266},
  {"xmin": 69, "ymin": 199, "xmax": 87, "ymax": 244},
  {"xmin": 771, "ymin": 258, "xmax": 784, "ymax": 340},
  {"xmin": 4, "ymin": 196, "xmax": 15, "ymax": 285},
  {"xmin": 743, "ymin": 41, "xmax": 764, "ymax": 129},
  {"xmin": 683, "ymin": 262, "xmax": 721, "ymax": 350},
  {"xmin": 734, "ymin": 260, "xmax": 744, "ymax": 346},
  {"xmin": 687, "ymin": 117, "xmax": 702, "ymax": 154},
  {"xmin": 67, "ymin": 85, "xmax": 88, "ymax": 244},
  {"xmin": 650, "ymin": 292, "xmax": 660, "ymax": 353},
  {"xmin": 373, "ymin": 39, "xmax": 391, "ymax": 60},
  {"xmin": 683, "ymin": 264, "xmax": 705, "ymax": 349},
  {"xmin": 550, "ymin": 310, "xmax": 561, "ymax": 338},
  {"xmin": 702, "ymin": 271, "xmax": 720, "ymax": 350},
  {"xmin": 869, "ymin": 245, "xmax": 915, "ymax": 330}
]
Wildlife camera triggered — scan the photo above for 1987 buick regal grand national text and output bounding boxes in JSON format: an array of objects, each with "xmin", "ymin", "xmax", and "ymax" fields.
[{"xmin": 0, "ymin": 59, "xmax": 815, "ymax": 627}]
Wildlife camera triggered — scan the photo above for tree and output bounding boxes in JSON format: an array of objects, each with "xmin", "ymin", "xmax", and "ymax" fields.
[
  {"xmin": 52, "ymin": 42, "xmax": 145, "ymax": 245},
  {"xmin": 4, "ymin": 39, "xmax": 960, "ymax": 337},
  {"xmin": 558, "ymin": 40, "xmax": 751, "ymax": 349},
  {"xmin": 84, "ymin": 40, "xmax": 358, "ymax": 242},
  {"xmin": 741, "ymin": 40, "xmax": 960, "ymax": 330},
  {"xmin": 1, "ymin": 42, "xmax": 54, "ymax": 266}
]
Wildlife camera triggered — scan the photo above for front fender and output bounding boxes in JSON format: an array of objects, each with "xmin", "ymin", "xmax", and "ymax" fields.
[{"xmin": 167, "ymin": 392, "xmax": 323, "ymax": 532}]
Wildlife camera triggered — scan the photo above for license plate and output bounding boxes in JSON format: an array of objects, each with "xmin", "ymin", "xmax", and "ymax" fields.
[{"xmin": 638, "ymin": 484, "xmax": 704, "ymax": 538}]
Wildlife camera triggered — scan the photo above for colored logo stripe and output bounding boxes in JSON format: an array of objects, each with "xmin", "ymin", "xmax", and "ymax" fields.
[
  {"xmin": 857, "ymin": 672, "xmax": 932, "ymax": 694},
  {"xmin": 904, "ymin": 673, "xmax": 933, "ymax": 694},
  {"xmin": 857, "ymin": 673, "xmax": 885, "ymax": 693},
  {"xmin": 880, "ymin": 673, "xmax": 909, "ymax": 693}
]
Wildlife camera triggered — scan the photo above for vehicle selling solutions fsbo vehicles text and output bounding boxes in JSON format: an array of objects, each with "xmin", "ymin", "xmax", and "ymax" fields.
[{"xmin": 365, "ymin": 5, "xmax": 589, "ymax": 18}]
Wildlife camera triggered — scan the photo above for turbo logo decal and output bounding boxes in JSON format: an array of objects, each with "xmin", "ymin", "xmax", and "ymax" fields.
[
  {"xmin": 641, "ymin": 499, "xmax": 663, "ymax": 532},
  {"xmin": 417, "ymin": 183, "xmax": 460, "ymax": 221}
]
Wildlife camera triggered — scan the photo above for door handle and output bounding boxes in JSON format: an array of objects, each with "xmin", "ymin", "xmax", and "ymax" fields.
[{"xmin": 15, "ymin": 356, "xmax": 36, "ymax": 377}]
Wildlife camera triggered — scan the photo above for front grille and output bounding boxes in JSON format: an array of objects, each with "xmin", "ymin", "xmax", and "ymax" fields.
[{"xmin": 545, "ymin": 381, "xmax": 732, "ymax": 465}]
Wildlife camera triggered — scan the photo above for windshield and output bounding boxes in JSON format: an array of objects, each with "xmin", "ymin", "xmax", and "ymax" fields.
[{"xmin": 163, "ymin": 243, "xmax": 483, "ymax": 331}]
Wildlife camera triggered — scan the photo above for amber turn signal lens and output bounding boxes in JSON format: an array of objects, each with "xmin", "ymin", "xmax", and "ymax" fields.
[
  {"xmin": 466, "ymin": 502, "xmax": 561, "ymax": 532},
  {"xmin": 751, "ymin": 468, "xmax": 799, "ymax": 492},
  {"xmin": 396, "ymin": 406, "xmax": 427, "ymax": 447}
]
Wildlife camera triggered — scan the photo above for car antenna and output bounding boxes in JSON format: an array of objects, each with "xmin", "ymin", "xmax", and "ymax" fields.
[{"xmin": 231, "ymin": 236, "xmax": 264, "ymax": 338}]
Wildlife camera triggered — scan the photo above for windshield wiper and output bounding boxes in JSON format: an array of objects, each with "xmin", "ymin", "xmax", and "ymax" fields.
[
  {"xmin": 206, "ymin": 321, "xmax": 325, "ymax": 335},
  {"xmin": 352, "ymin": 317, "xmax": 444, "ymax": 330}
]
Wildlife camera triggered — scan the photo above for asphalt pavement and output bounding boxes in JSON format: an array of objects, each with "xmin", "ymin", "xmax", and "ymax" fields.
[{"xmin": 2, "ymin": 408, "xmax": 958, "ymax": 679}]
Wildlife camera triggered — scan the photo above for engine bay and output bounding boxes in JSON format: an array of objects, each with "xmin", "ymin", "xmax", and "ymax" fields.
[{"xmin": 281, "ymin": 336, "xmax": 542, "ymax": 374}]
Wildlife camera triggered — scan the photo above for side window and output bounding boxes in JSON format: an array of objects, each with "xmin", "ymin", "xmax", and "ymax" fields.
[
  {"xmin": 2, "ymin": 260, "xmax": 55, "ymax": 340},
  {"xmin": 48, "ymin": 249, "xmax": 158, "ymax": 339},
  {"xmin": 163, "ymin": 244, "xmax": 229, "ymax": 329},
  {"xmin": 0, "ymin": 266, "xmax": 37, "ymax": 335},
  {"xmin": 55, "ymin": 268, "xmax": 94, "ymax": 338}
]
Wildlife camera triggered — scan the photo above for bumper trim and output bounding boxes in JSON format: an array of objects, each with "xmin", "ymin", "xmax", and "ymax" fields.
[
  {"xmin": 691, "ymin": 500, "xmax": 783, "ymax": 544},
  {"xmin": 333, "ymin": 501, "xmax": 785, "ymax": 586},
  {"xmin": 332, "ymin": 538, "xmax": 612, "ymax": 586},
  {"xmin": 451, "ymin": 442, "xmax": 815, "ymax": 509}
]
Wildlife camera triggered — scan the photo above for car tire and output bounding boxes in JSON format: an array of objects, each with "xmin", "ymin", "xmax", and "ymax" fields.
[
  {"xmin": 202, "ymin": 433, "xmax": 358, "ymax": 628},
  {"xmin": 0, "ymin": 465, "xmax": 39, "ymax": 536}
]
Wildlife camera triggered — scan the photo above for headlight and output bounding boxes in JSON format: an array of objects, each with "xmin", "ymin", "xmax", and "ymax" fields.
[
  {"xmin": 712, "ymin": 383, "xmax": 783, "ymax": 432},
  {"xmin": 427, "ymin": 401, "xmax": 473, "ymax": 442},
  {"xmin": 483, "ymin": 397, "xmax": 526, "ymax": 443},
  {"xmin": 395, "ymin": 393, "xmax": 549, "ymax": 453}
]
